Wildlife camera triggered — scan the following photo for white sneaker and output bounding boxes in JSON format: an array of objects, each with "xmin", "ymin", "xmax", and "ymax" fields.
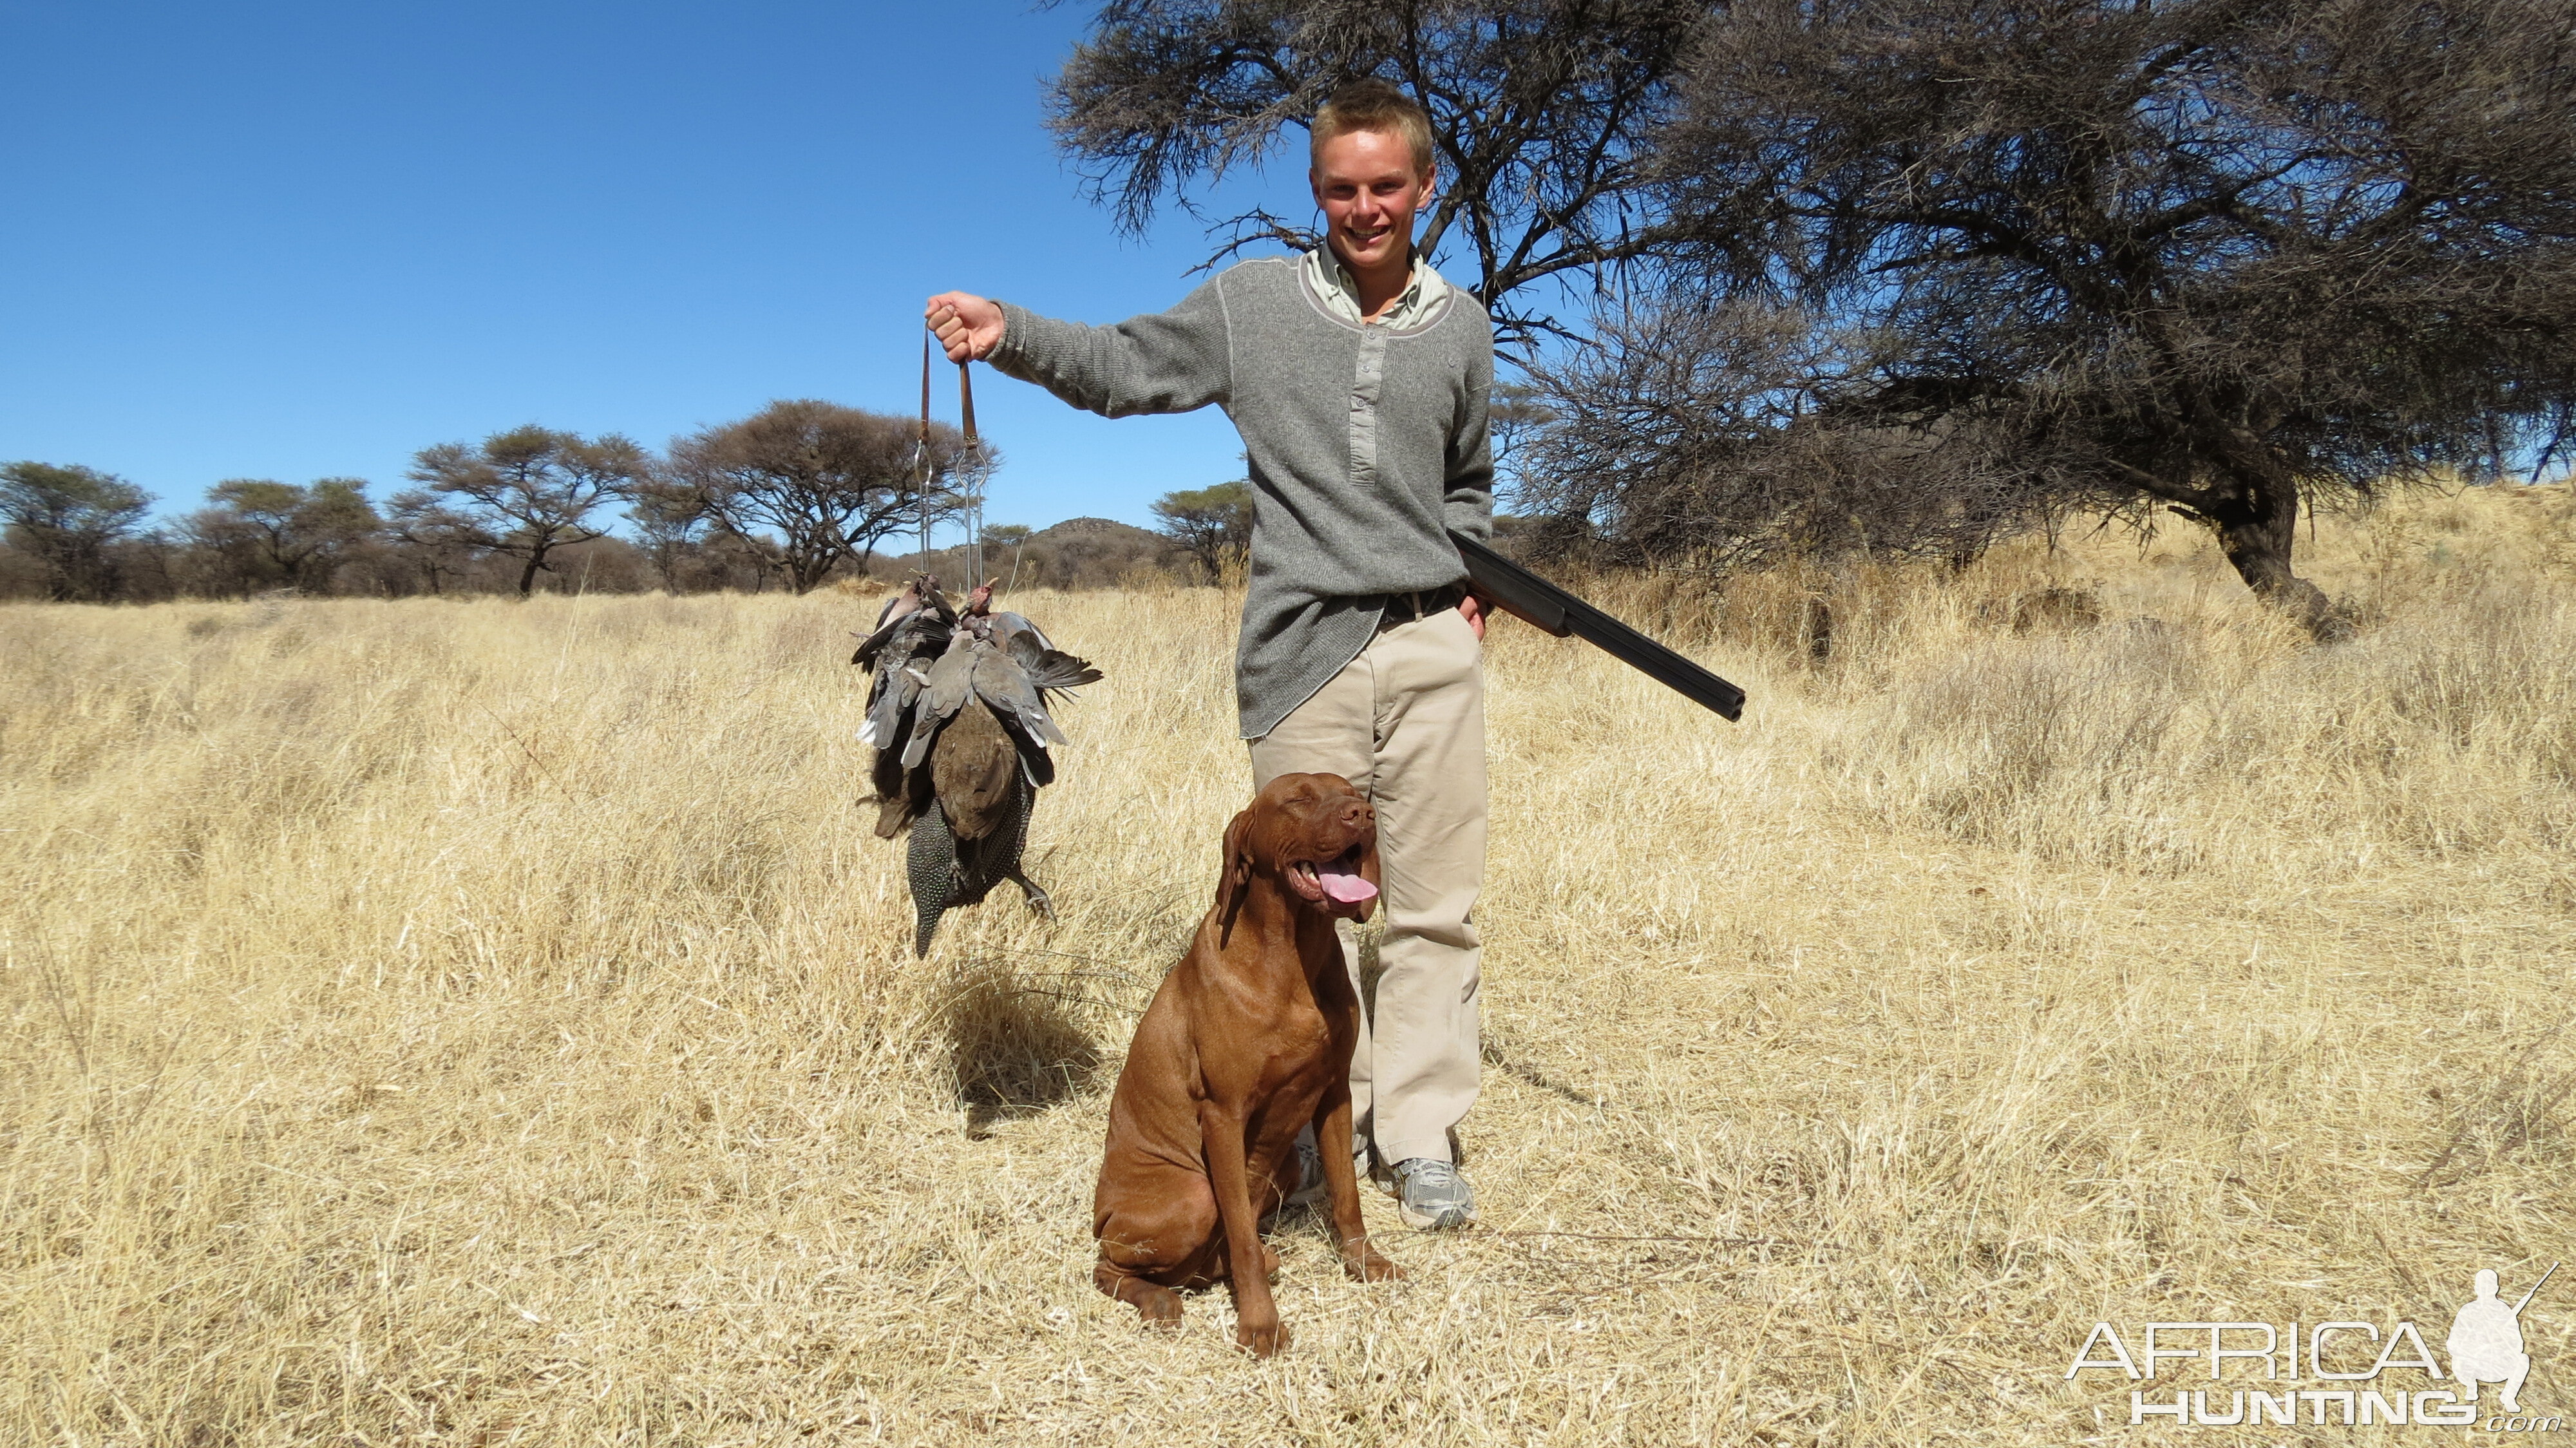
[
  {"xmin": 1285, "ymin": 1133, "xmax": 1329, "ymax": 1207},
  {"xmin": 1285, "ymin": 1126, "xmax": 1370, "ymax": 1208},
  {"xmin": 1389, "ymin": 1157, "xmax": 1477, "ymax": 1230}
]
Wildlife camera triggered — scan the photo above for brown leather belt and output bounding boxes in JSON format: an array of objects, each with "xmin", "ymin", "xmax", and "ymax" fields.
[{"xmin": 1377, "ymin": 582, "xmax": 1468, "ymax": 623}]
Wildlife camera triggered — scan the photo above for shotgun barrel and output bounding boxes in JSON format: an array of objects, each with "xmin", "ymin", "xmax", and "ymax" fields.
[
  {"xmin": 2514, "ymin": 1262, "xmax": 2559, "ymax": 1315},
  {"xmin": 1450, "ymin": 531, "xmax": 1746, "ymax": 723}
]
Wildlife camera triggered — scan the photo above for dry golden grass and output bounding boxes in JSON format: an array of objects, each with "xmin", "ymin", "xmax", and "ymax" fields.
[{"xmin": 6, "ymin": 486, "xmax": 2575, "ymax": 1445}]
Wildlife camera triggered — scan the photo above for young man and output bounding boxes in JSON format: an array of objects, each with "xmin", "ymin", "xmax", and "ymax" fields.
[{"xmin": 926, "ymin": 79, "xmax": 1492, "ymax": 1230}]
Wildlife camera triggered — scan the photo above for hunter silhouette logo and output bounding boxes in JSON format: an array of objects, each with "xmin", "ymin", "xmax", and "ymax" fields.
[
  {"xmin": 2452, "ymin": 1264, "xmax": 2553, "ymax": 1415},
  {"xmin": 2067, "ymin": 1262, "xmax": 2561, "ymax": 1430}
]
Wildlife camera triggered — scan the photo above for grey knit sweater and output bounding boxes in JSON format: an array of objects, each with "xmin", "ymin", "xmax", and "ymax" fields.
[{"xmin": 989, "ymin": 255, "xmax": 1494, "ymax": 739}]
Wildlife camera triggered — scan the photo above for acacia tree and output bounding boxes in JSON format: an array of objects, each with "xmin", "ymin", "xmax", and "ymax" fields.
[
  {"xmin": 1629, "ymin": 0, "xmax": 2576, "ymax": 629},
  {"xmin": 656, "ymin": 400, "xmax": 974, "ymax": 594},
  {"xmin": 0, "ymin": 461, "xmax": 152, "ymax": 602},
  {"xmin": 173, "ymin": 507, "xmax": 269, "ymax": 598},
  {"xmin": 196, "ymin": 477, "xmax": 380, "ymax": 593},
  {"xmin": 382, "ymin": 489, "xmax": 485, "ymax": 596},
  {"xmin": 405, "ymin": 426, "xmax": 648, "ymax": 596},
  {"xmin": 623, "ymin": 484, "xmax": 711, "ymax": 593},
  {"xmin": 1520, "ymin": 301, "xmax": 2060, "ymax": 571},
  {"xmin": 1151, "ymin": 479, "xmax": 1254, "ymax": 580},
  {"xmin": 1048, "ymin": 0, "xmax": 1707, "ymax": 346}
]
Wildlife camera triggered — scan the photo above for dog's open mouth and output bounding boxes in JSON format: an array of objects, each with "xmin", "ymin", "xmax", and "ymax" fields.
[{"xmin": 1291, "ymin": 846, "xmax": 1377, "ymax": 910}]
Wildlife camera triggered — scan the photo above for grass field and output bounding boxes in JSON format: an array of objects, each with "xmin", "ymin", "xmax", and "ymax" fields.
[{"xmin": 6, "ymin": 486, "xmax": 2574, "ymax": 1445}]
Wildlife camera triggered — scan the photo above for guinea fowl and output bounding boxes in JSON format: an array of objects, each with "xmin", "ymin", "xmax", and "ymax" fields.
[{"xmin": 855, "ymin": 573, "xmax": 1103, "ymax": 955}]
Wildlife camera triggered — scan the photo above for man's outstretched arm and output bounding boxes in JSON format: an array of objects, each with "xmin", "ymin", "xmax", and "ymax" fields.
[{"xmin": 922, "ymin": 281, "xmax": 1233, "ymax": 420}]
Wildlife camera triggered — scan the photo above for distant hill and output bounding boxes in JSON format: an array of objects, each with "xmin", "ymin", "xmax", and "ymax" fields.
[{"xmin": 1028, "ymin": 517, "xmax": 1164, "ymax": 549}]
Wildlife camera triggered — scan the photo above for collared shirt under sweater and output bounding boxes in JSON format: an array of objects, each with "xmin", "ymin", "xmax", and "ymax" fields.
[
  {"xmin": 1303, "ymin": 245, "xmax": 1449, "ymax": 330},
  {"xmin": 988, "ymin": 252, "xmax": 1495, "ymax": 739}
]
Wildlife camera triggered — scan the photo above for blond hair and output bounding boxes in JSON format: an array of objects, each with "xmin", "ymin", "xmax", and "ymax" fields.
[{"xmin": 1309, "ymin": 78, "xmax": 1435, "ymax": 178}]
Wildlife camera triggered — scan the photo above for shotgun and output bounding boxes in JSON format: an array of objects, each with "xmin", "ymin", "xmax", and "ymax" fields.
[
  {"xmin": 1450, "ymin": 531, "xmax": 1746, "ymax": 723},
  {"xmin": 2514, "ymin": 1262, "xmax": 2558, "ymax": 1315}
]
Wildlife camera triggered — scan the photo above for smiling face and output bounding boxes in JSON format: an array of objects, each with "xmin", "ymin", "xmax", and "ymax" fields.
[
  {"xmin": 1220, "ymin": 773, "xmax": 1380, "ymax": 924},
  {"xmin": 1309, "ymin": 128, "xmax": 1435, "ymax": 281}
]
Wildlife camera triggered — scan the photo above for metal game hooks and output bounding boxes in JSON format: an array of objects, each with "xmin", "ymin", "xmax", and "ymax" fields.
[
  {"xmin": 915, "ymin": 329, "xmax": 989, "ymax": 586},
  {"xmin": 914, "ymin": 334, "xmax": 933, "ymax": 573},
  {"xmin": 960, "ymin": 355, "xmax": 984, "ymax": 587}
]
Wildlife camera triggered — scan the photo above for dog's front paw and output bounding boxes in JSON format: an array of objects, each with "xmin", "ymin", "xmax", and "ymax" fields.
[
  {"xmin": 1234, "ymin": 1312, "xmax": 1289, "ymax": 1357},
  {"xmin": 1341, "ymin": 1237, "xmax": 1405, "ymax": 1283}
]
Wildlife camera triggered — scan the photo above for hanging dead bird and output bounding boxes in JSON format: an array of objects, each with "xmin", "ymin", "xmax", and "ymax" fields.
[
  {"xmin": 851, "ymin": 573, "xmax": 953, "ymax": 669},
  {"xmin": 907, "ymin": 692, "xmax": 1050, "ymax": 956},
  {"xmin": 855, "ymin": 577, "xmax": 1102, "ymax": 955},
  {"xmin": 854, "ymin": 574, "xmax": 958, "ymax": 838}
]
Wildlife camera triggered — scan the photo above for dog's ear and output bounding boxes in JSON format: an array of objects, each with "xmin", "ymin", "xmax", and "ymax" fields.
[{"xmin": 1215, "ymin": 806, "xmax": 1255, "ymax": 933}]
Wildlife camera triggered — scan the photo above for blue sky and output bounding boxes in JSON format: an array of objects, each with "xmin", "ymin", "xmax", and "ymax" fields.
[{"xmin": 0, "ymin": 1, "xmax": 1290, "ymax": 536}]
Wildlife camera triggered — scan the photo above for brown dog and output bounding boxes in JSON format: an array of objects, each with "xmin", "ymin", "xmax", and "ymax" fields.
[{"xmin": 1091, "ymin": 772, "xmax": 1403, "ymax": 1354}]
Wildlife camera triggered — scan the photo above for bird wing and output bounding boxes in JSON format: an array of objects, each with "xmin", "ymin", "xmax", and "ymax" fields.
[
  {"xmin": 972, "ymin": 643, "xmax": 1068, "ymax": 749},
  {"xmin": 858, "ymin": 656, "xmax": 891, "ymax": 736},
  {"xmin": 904, "ymin": 609, "xmax": 956, "ymax": 658},
  {"xmin": 1003, "ymin": 629, "xmax": 1104, "ymax": 705},
  {"xmin": 971, "ymin": 656, "xmax": 1059, "ymax": 788},
  {"xmin": 859, "ymin": 604, "xmax": 953, "ymax": 745},
  {"xmin": 858, "ymin": 596, "xmax": 951, "ymax": 667},
  {"xmin": 1001, "ymin": 628, "xmax": 1043, "ymax": 672},
  {"xmin": 851, "ymin": 618, "xmax": 900, "ymax": 669},
  {"xmin": 988, "ymin": 611, "xmax": 1054, "ymax": 653},
  {"xmin": 853, "ymin": 585, "xmax": 933, "ymax": 666},
  {"xmin": 875, "ymin": 584, "xmax": 920, "ymax": 627},
  {"xmin": 861, "ymin": 657, "xmax": 927, "ymax": 748},
  {"xmin": 900, "ymin": 641, "xmax": 978, "ymax": 769}
]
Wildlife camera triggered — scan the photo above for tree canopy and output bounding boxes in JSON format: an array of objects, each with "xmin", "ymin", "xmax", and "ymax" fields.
[
  {"xmin": 1150, "ymin": 479, "xmax": 1254, "ymax": 580},
  {"xmin": 17, "ymin": 3, "xmax": 2572, "ymax": 614},
  {"xmin": 1048, "ymin": 0, "xmax": 1705, "ymax": 346},
  {"xmin": 191, "ymin": 477, "xmax": 380, "ymax": 595},
  {"xmin": 403, "ymin": 426, "xmax": 650, "ymax": 596},
  {"xmin": 0, "ymin": 461, "xmax": 152, "ymax": 602},
  {"xmin": 1528, "ymin": 0, "xmax": 2576, "ymax": 625},
  {"xmin": 654, "ymin": 400, "xmax": 975, "ymax": 595}
]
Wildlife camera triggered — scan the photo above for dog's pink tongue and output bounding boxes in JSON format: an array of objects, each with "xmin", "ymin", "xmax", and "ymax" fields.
[{"xmin": 1319, "ymin": 868, "xmax": 1378, "ymax": 904}]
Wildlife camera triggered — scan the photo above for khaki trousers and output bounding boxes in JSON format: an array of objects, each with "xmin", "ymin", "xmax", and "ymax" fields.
[{"xmin": 1249, "ymin": 605, "xmax": 1484, "ymax": 1168}]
